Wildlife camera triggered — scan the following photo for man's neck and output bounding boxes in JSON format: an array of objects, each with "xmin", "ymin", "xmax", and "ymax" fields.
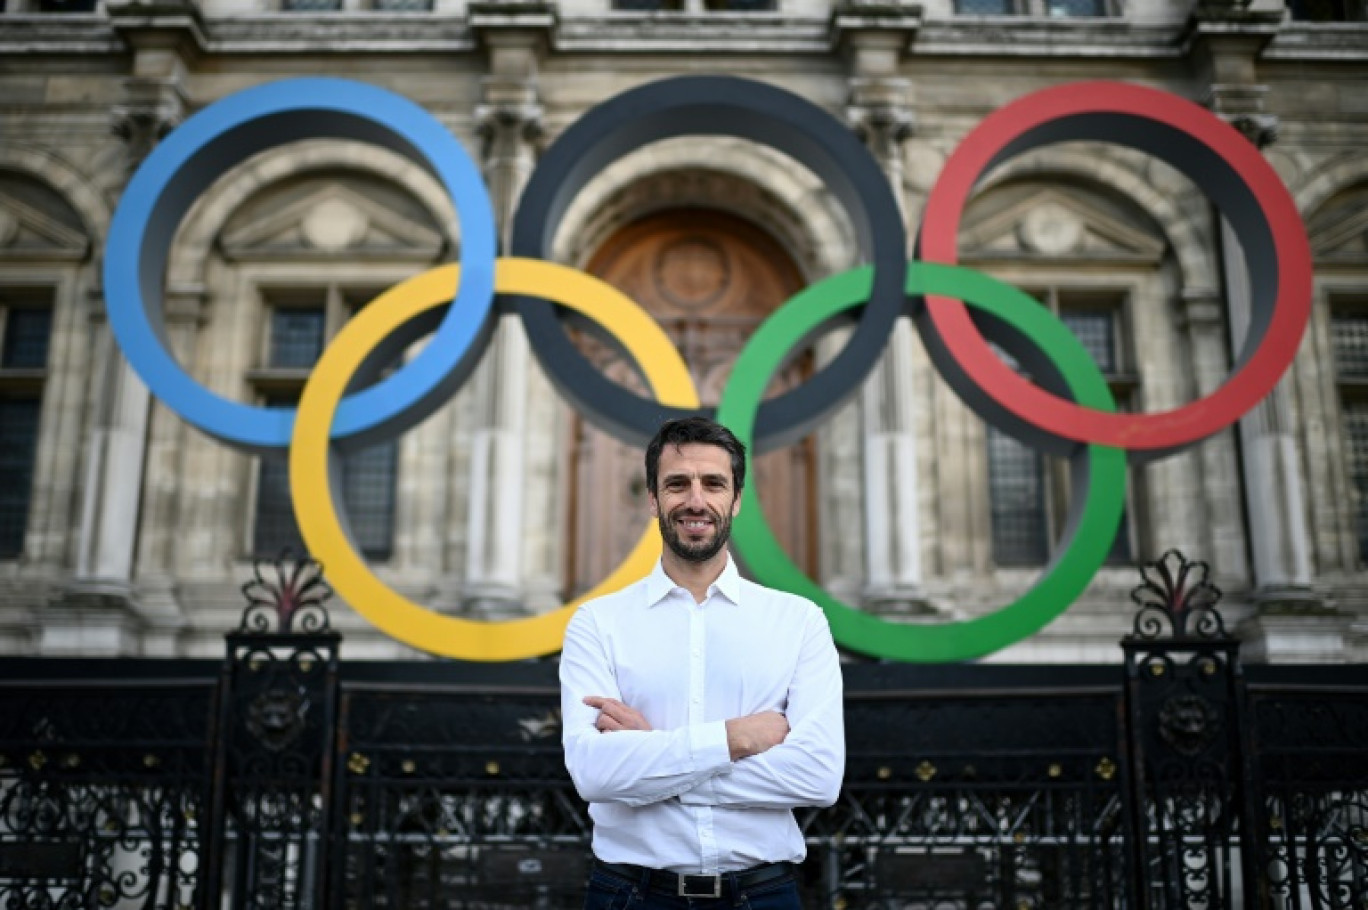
[{"xmin": 661, "ymin": 552, "xmax": 728, "ymax": 604}]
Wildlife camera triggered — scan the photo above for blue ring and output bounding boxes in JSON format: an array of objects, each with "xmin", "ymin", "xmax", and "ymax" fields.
[{"xmin": 104, "ymin": 78, "xmax": 497, "ymax": 453}]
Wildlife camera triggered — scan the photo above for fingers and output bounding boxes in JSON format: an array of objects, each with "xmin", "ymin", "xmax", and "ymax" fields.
[
  {"xmin": 582, "ymin": 696, "xmax": 651, "ymax": 732},
  {"xmin": 596, "ymin": 712, "xmax": 625, "ymax": 732}
]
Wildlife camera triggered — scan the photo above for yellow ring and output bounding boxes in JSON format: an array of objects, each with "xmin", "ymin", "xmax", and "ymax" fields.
[{"xmin": 290, "ymin": 257, "xmax": 700, "ymax": 660}]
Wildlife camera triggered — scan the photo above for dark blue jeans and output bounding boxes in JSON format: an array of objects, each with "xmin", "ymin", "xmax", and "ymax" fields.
[{"xmin": 583, "ymin": 865, "xmax": 802, "ymax": 910}]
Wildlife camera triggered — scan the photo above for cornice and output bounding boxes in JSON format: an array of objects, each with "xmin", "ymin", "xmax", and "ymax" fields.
[
  {"xmin": 552, "ymin": 13, "xmax": 830, "ymax": 53},
  {"xmin": 207, "ymin": 14, "xmax": 476, "ymax": 53},
  {"xmin": 913, "ymin": 16, "xmax": 1180, "ymax": 58},
  {"xmin": 1, "ymin": 10, "xmax": 1363, "ymax": 61},
  {"xmin": 0, "ymin": 15, "xmax": 124, "ymax": 54},
  {"xmin": 1263, "ymin": 22, "xmax": 1368, "ymax": 61}
]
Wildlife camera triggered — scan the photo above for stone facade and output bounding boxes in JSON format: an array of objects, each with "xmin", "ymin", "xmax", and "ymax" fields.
[{"xmin": 1, "ymin": 0, "xmax": 1366, "ymax": 663}]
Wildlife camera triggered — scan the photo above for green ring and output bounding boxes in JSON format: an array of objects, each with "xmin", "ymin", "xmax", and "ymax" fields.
[{"xmin": 719, "ymin": 263, "xmax": 1127, "ymax": 662}]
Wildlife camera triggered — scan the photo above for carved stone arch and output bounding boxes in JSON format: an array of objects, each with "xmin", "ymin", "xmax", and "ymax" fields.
[
  {"xmin": 552, "ymin": 136, "xmax": 858, "ymax": 281},
  {"xmin": 1291, "ymin": 150, "xmax": 1368, "ymax": 227},
  {"xmin": 168, "ymin": 140, "xmax": 458, "ymax": 287},
  {"xmin": 1304, "ymin": 181, "xmax": 1368, "ymax": 261},
  {"xmin": 0, "ymin": 145, "xmax": 108, "ymax": 260},
  {"xmin": 559, "ymin": 156, "xmax": 826, "ymax": 595},
  {"xmin": 975, "ymin": 149, "xmax": 1217, "ymax": 296}
]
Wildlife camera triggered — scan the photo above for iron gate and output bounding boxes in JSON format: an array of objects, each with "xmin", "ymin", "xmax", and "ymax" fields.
[{"xmin": 1, "ymin": 551, "xmax": 1365, "ymax": 909}]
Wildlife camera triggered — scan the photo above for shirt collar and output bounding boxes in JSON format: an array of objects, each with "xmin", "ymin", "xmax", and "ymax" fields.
[{"xmin": 645, "ymin": 555, "xmax": 742, "ymax": 608}]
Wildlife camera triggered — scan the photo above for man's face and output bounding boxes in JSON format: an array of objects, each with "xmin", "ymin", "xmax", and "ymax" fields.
[{"xmin": 649, "ymin": 443, "xmax": 742, "ymax": 564}]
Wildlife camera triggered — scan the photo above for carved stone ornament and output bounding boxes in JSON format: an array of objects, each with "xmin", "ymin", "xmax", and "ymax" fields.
[
  {"xmin": 1019, "ymin": 203, "xmax": 1085, "ymax": 255},
  {"xmin": 300, "ymin": 198, "xmax": 369, "ymax": 252}
]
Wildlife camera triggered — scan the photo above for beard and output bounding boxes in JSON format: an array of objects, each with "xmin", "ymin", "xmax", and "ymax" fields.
[{"xmin": 659, "ymin": 505, "xmax": 734, "ymax": 564}]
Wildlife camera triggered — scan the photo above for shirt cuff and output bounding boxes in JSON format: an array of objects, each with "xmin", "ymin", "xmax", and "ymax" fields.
[{"xmin": 689, "ymin": 719, "xmax": 732, "ymax": 774}]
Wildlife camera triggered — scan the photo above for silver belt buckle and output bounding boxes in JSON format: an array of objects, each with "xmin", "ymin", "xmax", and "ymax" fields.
[{"xmin": 678, "ymin": 874, "xmax": 722, "ymax": 898}]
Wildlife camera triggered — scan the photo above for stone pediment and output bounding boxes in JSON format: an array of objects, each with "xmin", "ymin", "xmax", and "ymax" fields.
[
  {"xmin": 219, "ymin": 185, "xmax": 445, "ymax": 262},
  {"xmin": 960, "ymin": 189, "xmax": 1165, "ymax": 262},
  {"xmin": 0, "ymin": 193, "xmax": 89, "ymax": 261},
  {"xmin": 1309, "ymin": 199, "xmax": 1368, "ymax": 261}
]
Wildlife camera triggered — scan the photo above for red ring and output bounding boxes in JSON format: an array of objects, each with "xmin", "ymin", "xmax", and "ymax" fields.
[{"xmin": 920, "ymin": 81, "xmax": 1312, "ymax": 453}]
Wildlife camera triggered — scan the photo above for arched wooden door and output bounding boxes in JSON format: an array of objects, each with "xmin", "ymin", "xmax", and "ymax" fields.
[{"xmin": 564, "ymin": 208, "xmax": 817, "ymax": 598}]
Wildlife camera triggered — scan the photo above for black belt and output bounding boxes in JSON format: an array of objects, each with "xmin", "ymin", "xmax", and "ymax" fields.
[{"xmin": 593, "ymin": 859, "xmax": 794, "ymax": 899}]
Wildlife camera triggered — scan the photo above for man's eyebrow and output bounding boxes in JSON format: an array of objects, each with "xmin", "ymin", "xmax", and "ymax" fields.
[{"xmin": 661, "ymin": 471, "xmax": 731, "ymax": 484}]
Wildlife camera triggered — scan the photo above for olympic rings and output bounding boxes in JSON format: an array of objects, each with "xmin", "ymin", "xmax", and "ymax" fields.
[
  {"xmin": 720, "ymin": 264, "xmax": 1126, "ymax": 663},
  {"xmin": 918, "ymin": 81, "xmax": 1312, "ymax": 461},
  {"xmin": 290, "ymin": 259, "xmax": 700, "ymax": 661},
  {"xmin": 509, "ymin": 75, "xmax": 907, "ymax": 453},
  {"xmin": 104, "ymin": 78, "xmax": 497, "ymax": 453},
  {"xmin": 103, "ymin": 74, "xmax": 1313, "ymax": 662}
]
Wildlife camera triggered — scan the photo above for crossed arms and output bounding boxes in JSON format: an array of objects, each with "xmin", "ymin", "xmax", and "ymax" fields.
[{"xmin": 558, "ymin": 604, "xmax": 845, "ymax": 810}]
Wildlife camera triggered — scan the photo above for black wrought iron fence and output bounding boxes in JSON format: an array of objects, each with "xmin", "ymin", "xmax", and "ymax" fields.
[{"xmin": 1, "ymin": 550, "xmax": 1365, "ymax": 909}]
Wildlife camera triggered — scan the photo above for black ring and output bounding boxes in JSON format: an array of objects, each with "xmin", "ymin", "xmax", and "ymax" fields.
[{"xmin": 508, "ymin": 75, "xmax": 907, "ymax": 452}]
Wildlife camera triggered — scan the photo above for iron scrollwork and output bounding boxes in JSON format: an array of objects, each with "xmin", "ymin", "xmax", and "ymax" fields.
[
  {"xmin": 1129, "ymin": 548, "xmax": 1226, "ymax": 641},
  {"xmin": 238, "ymin": 549, "xmax": 333, "ymax": 635}
]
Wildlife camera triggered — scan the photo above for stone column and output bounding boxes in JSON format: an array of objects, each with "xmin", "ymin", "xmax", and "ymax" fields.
[
  {"xmin": 834, "ymin": 2, "xmax": 929, "ymax": 613},
  {"xmin": 461, "ymin": 7, "xmax": 554, "ymax": 617},
  {"xmin": 1171, "ymin": 289, "xmax": 1250, "ymax": 582},
  {"xmin": 1188, "ymin": 6, "xmax": 1350, "ymax": 659},
  {"xmin": 47, "ymin": 0, "xmax": 198, "ymax": 655}
]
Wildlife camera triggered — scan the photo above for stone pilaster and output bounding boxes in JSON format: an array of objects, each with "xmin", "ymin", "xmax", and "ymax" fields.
[
  {"xmin": 1187, "ymin": 3, "xmax": 1351, "ymax": 657},
  {"xmin": 459, "ymin": 4, "xmax": 555, "ymax": 617},
  {"xmin": 131, "ymin": 286, "xmax": 209, "ymax": 655},
  {"xmin": 107, "ymin": 0, "xmax": 200, "ymax": 180},
  {"xmin": 1172, "ymin": 289, "xmax": 1250, "ymax": 585},
  {"xmin": 49, "ymin": 0, "xmax": 199, "ymax": 655},
  {"xmin": 834, "ymin": 1, "xmax": 930, "ymax": 614}
]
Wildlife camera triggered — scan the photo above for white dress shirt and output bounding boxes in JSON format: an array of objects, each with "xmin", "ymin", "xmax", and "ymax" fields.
[{"xmin": 559, "ymin": 556, "xmax": 845, "ymax": 874}]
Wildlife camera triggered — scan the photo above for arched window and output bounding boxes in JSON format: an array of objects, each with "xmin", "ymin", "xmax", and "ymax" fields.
[
  {"xmin": 0, "ymin": 172, "xmax": 88, "ymax": 561},
  {"xmin": 959, "ymin": 182, "xmax": 1164, "ymax": 569},
  {"xmin": 214, "ymin": 173, "xmax": 447, "ymax": 562}
]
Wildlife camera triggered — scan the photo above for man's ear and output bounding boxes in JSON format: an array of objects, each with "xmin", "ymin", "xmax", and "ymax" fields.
[
  {"xmin": 649, "ymin": 492, "xmax": 660, "ymax": 518},
  {"xmin": 730, "ymin": 489, "xmax": 742, "ymax": 518}
]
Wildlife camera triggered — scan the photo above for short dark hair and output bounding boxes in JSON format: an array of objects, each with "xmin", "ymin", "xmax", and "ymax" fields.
[{"xmin": 645, "ymin": 417, "xmax": 747, "ymax": 495}]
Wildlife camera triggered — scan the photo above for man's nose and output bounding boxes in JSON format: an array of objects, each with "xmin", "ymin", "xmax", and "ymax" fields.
[{"xmin": 685, "ymin": 481, "xmax": 707, "ymax": 508}]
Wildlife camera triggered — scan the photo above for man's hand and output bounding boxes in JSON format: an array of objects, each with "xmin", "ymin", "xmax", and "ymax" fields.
[
  {"xmin": 725, "ymin": 711, "xmax": 789, "ymax": 761},
  {"xmin": 583, "ymin": 696, "xmax": 652, "ymax": 733}
]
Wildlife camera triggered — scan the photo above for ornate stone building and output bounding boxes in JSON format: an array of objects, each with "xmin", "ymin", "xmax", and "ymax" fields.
[{"xmin": 0, "ymin": 0, "xmax": 1365, "ymax": 663}]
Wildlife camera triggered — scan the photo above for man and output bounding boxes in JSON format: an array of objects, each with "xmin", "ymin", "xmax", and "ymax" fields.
[{"xmin": 559, "ymin": 416, "xmax": 845, "ymax": 909}]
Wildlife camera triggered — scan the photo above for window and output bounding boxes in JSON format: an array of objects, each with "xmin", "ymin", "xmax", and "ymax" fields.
[
  {"xmin": 987, "ymin": 427, "xmax": 1049, "ymax": 566},
  {"xmin": 281, "ymin": 0, "xmax": 432, "ymax": 11},
  {"xmin": 612, "ymin": 0, "xmax": 774, "ymax": 10},
  {"xmin": 986, "ymin": 290, "xmax": 1139, "ymax": 567},
  {"xmin": 1332, "ymin": 302, "xmax": 1368, "ymax": 563},
  {"xmin": 0, "ymin": 0, "xmax": 98, "ymax": 10},
  {"xmin": 249, "ymin": 288, "xmax": 397, "ymax": 561},
  {"xmin": 955, "ymin": 0, "xmax": 1107, "ymax": 15},
  {"xmin": 0, "ymin": 297, "xmax": 51, "ymax": 558},
  {"xmin": 1288, "ymin": 0, "xmax": 1366, "ymax": 20}
]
